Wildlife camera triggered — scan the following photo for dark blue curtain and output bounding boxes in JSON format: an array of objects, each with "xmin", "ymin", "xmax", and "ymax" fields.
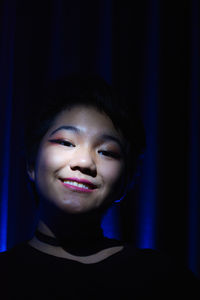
[{"xmin": 0, "ymin": 0, "xmax": 199, "ymax": 278}]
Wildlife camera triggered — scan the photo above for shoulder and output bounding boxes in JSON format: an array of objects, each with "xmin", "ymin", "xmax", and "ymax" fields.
[
  {"xmin": 116, "ymin": 243, "xmax": 200, "ymax": 295},
  {"xmin": 0, "ymin": 242, "xmax": 29, "ymax": 268},
  {"xmin": 0, "ymin": 244, "xmax": 29, "ymax": 298},
  {"xmin": 0, "ymin": 242, "xmax": 30, "ymax": 257},
  {"xmin": 122, "ymin": 243, "xmax": 195, "ymax": 276},
  {"xmin": 0, "ymin": 241, "xmax": 43, "ymax": 271},
  {"xmin": 117, "ymin": 244, "xmax": 173, "ymax": 275},
  {"xmin": 0, "ymin": 242, "xmax": 58, "ymax": 298}
]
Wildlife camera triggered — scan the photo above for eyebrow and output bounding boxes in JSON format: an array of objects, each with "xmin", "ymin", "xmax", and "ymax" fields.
[
  {"xmin": 49, "ymin": 126, "xmax": 81, "ymax": 136},
  {"xmin": 49, "ymin": 125, "xmax": 124, "ymax": 150}
]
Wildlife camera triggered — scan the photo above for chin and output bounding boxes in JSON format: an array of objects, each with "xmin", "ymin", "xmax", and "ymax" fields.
[{"xmin": 54, "ymin": 198, "xmax": 97, "ymax": 215}]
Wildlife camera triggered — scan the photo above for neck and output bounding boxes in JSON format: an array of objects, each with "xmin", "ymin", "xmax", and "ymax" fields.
[
  {"xmin": 36, "ymin": 204, "xmax": 104, "ymax": 244},
  {"xmin": 37, "ymin": 216, "xmax": 103, "ymax": 241},
  {"xmin": 29, "ymin": 206, "xmax": 124, "ymax": 259}
]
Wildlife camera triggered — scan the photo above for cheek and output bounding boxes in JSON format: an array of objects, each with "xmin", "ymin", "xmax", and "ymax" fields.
[
  {"xmin": 100, "ymin": 161, "xmax": 124, "ymax": 186},
  {"xmin": 36, "ymin": 147, "xmax": 68, "ymax": 175}
]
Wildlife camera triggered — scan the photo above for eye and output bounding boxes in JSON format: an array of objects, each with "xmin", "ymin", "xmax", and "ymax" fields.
[
  {"xmin": 98, "ymin": 150, "xmax": 121, "ymax": 159},
  {"xmin": 49, "ymin": 139, "xmax": 75, "ymax": 147}
]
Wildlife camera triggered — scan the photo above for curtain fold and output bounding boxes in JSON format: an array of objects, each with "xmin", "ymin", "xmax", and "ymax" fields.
[
  {"xmin": 0, "ymin": 0, "xmax": 16, "ymax": 252},
  {"xmin": 188, "ymin": 0, "xmax": 200, "ymax": 277}
]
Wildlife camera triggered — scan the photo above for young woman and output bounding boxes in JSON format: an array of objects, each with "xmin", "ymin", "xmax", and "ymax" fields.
[{"xmin": 0, "ymin": 75, "xmax": 198, "ymax": 299}]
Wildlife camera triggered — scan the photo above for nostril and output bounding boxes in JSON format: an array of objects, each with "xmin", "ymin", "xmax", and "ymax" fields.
[{"xmin": 70, "ymin": 166, "xmax": 97, "ymax": 178}]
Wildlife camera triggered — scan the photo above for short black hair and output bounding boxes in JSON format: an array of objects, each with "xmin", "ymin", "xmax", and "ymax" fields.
[{"xmin": 24, "ymin": 73, "xmax": 146, "ymax": 194}]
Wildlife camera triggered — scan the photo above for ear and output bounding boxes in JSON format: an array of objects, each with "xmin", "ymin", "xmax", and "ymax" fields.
[{"xmin": 26, "ymin": 163, "xmax": 35, "ymax": 182}]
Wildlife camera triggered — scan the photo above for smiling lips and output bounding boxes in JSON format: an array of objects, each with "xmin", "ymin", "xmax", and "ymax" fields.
[{"xmin": 59, "ymin": 177, "xmax": 97, "ymax": 193}]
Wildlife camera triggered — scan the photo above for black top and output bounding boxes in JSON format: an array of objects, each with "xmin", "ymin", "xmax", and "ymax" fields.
[{"xmin": 0, "ymin": 238, "xmax": 199, "ymax": 299}]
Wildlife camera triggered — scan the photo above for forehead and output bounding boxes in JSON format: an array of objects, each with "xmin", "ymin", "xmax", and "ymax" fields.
[{"xmin": 47, "ymin": 105, "xmax": 122, "ymax": 138}]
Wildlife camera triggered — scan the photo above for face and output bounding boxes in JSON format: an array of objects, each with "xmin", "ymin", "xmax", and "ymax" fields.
[{"xmin": 28, "ymin": 105, "xmax": 125, "ymax": 214}]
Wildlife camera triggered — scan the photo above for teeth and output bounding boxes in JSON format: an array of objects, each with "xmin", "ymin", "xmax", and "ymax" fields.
[{"xmin": 63, "ymin": 180, "xmax": 90, "ymax": 189}]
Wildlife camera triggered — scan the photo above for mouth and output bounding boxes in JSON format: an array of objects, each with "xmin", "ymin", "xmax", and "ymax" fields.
[{"xmin": 59, "ymin": 178, "xmax": 97, "ymax": 193}]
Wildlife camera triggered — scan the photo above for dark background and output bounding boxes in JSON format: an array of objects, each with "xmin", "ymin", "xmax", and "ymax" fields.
[{"xmin": 0, "ymin": 0, "xmax": 199, "ymax": 278}]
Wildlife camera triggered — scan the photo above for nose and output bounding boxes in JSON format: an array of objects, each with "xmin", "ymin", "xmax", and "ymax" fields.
[{"xmin": 69, "ymin": 147, "xmax": 97, "ymax": 177}]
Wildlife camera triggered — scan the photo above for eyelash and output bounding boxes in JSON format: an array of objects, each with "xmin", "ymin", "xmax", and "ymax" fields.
[
  {"xmin": 49, "ymin": 139, "xmax": 75, "ymax": 147},
  {"xmin": 98, "ymin": 150, "xmax": 121, "ymax": 159},
  {"xmin": 49, "ymin": 139, "xmax": 121, "ymax": 159}
]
